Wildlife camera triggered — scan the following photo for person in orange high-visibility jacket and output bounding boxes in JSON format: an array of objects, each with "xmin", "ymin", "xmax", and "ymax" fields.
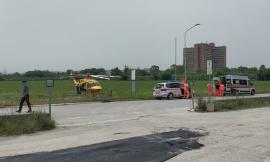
[
  {"xmin": 207, "ymin": 82, "xmax": 213, "ymax": 95},
  {"xmin": 219, "ymin": 81, "xmax": 225, "ymax": 96},
  {"xmin": 215, "ymin": 80, "xmax": 220, "ymax": 96},
  {"xmin": 184, "ymin": 81, "xmax": 190, "ymax": 98}
]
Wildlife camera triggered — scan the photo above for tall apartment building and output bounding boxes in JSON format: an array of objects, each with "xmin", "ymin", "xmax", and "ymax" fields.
[{"xmin": 183, "ymin": 43, "xmax": 226, "ymax": 71}]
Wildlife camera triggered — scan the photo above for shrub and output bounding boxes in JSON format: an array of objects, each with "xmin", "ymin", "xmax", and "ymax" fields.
[
  {"xmin": 197, "ymin": 97, "xmax": 207, "ymax": 112},
  {"xmin": 0, "ymin": 112, "xmax": 55, "ymax": 136}
]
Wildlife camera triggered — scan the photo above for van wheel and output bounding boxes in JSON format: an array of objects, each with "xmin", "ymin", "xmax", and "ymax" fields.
[
  {"xmin": 251, "ymin": 90, "xmax": 255, "ymax": 95},
  {"xmin": 167, "ymin": 93, "xmax": 173, "ymax": 100}
]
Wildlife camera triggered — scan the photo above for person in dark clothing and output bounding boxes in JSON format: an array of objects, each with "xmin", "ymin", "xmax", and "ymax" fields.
[{"xmin": 16, "ymin": 81, "xmax": 32, "ymax": 113}]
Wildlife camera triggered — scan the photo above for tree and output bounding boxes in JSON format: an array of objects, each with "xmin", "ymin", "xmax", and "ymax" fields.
[
  {"xmin": 170, "ymin": 64, "xmax": 185, "ymax": 77},
  {"xmin": 111, "ymin": 67, "xmax": 122, "ymax": 76},
  {"xmin": 66, "ymin": 69, "xmax": 73, "ymax": 75},
  {"xmin": 24, "ymin": 70, "xmax": 45, "ymax": 77},
  {"xmin": 161, "ymin": 69, "xmax": 172, "ymax": 80},
  {"xmin": 136, "ymin": 69, "xmax": 149, "ymax": 76},
  {"xmin": 80, "ymin": 68, "xmax": 106, "ymax": 75},
  {"xmin": 149, "ymin": 65, "xmax": 160, "ymax": 80},
  {"xmin": 0, "ymin": 73, "xmax": 3, "ymax": 81},
  {"xmin": 120, "ymin": 66, "xmax": 130, "ymax": 80},
  {"xmin": 238, "ymin": 66, "xmax": 249, "ymax": 73},
  {"xmin": 258, "ymin": 65, "xmax": 267, "ymax": 80},
  {"xmin": 96, "ymin": 68, "xmax": 106, "ymax": 75}
]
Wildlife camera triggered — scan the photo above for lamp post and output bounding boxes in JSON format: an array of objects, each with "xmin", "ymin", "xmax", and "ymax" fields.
[
  {"xmin": 184, "ymin": 23, "xmax": 200, "ymax": 80},
  {"xmin": 174, "ymin": 37, "xmax": 177, "ymax": 80}
]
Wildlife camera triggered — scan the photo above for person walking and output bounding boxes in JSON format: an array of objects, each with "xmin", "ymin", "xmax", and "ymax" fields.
[{"xmin": 16, "ymin": 81, "xmax": 32, "ymax": 113}]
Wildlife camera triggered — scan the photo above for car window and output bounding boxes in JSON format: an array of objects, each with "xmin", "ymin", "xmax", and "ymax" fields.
[
  {"xmin": 155, "ymin": 84, "xmax": 164, "ymax": 89},
  {"xmin": 166, "ymin": 83, "xmax": 172, "ymax": 88},
  {"xmin": 233, "ymin": 79, "xmax": 239, "ymax": 84},
  {"xmin": 166, "ymin": 83, "xmax": 179, "ymax": 88},
  {"xmin": 239, "ymin": 80, "xmax": 247, "ymax": 85}
]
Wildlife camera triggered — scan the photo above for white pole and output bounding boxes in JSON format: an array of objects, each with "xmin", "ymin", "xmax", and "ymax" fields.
[
  {"xmin": 175, "ymin": 37, "xmax": 177, "ymax": 80},
  {"xmin": 48, "ymin": 87, "xmax": 52, "ymax": 117}
]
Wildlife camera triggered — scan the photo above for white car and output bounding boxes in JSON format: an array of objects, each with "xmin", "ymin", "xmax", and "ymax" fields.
[{"xmin": 153, "ymin": 82, "xmax": 184, "ymax": 99}]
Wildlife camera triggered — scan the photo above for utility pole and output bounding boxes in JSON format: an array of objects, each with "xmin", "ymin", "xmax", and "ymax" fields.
[
  {"xmin": 183, "ymin": 23, "xmax": 200, "ymax": 111},
  {"xmin": 184, "ymin": 23, "xmax": 200, "ymax": 80},
  {"xmin": 174, "ymin": 37, "xmax": 177, "ymax": 80}
]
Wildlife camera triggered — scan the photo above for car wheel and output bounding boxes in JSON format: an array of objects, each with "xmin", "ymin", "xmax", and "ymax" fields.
[
  {"xmin": 167, "ymin": 93, "xmax": 173, "ymax": 100},
  {"xmin": 251, "ymin": 90, "xmax": 255, "ymax": 95}
]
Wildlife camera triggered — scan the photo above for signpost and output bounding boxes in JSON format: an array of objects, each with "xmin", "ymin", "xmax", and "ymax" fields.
[
  {"xmin": 206, "ymin": 60, "xmax": 214, "ymax": 111},
  {"xmin": 46, "ymin": 80, "xmax": 54, "ymax": 117},
  {"xmin": 207, "ymin": 60, "xmax": 212, "ymax": 75},
  {"xmin": 131, "ymin": 69, "xmax": 136, "ymax": 95},
  {"xmin": 207, "ymin": 60, "xmax": 213, "ymax": 102}
]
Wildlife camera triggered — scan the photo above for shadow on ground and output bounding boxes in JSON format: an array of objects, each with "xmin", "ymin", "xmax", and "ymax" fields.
[{"xmin": 0, "ymin": 129, "xmax": 207, "ymax": 162}]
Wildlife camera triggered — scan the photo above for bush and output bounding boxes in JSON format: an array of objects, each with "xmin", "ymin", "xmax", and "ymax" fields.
[
  {"xmin": 0, "ymin": 112, "xmax": 55, "ymax": 136},
  {"xmin": 197, "ymin": 97, "xmax": 207, "ymax": 112}
]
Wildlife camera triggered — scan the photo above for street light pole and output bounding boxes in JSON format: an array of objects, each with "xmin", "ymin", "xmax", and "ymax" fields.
[
  {"xmin": 184, "ymin": 23, "xmax": 200, "ymax": 80},
  {"xmin": 174, "ymin": 37, "xmax": 177, "ymax": 80}
]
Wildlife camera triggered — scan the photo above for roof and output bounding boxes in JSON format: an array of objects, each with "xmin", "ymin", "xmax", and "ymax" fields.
[{"xmin": 219, "ymin": 75, "xmax": 250, "ymax": 80}]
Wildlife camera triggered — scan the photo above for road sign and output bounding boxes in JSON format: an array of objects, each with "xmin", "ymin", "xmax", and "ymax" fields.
[
  {"xmin": 207, "ymin": 60, "xmax": 212, "ymax": 75},
  {"xmin": 46, "ymin": 80, "xmax": 54, "ymax": 87}
]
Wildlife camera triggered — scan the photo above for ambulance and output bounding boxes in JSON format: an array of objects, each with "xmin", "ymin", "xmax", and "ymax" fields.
[{"xmin": 213, "ymin": 75, "xmax": 255, "ymax": 95}]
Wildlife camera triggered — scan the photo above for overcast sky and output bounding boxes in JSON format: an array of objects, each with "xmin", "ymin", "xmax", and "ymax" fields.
[{"xmin": 0, "ymin": 0, "xmax": 269, "ymax": 73}]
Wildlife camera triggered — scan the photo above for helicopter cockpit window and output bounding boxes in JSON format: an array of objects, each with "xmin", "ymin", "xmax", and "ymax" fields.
[{"xmin": 86, "ymin": 83, "xmax": 91, "ymax": 88}]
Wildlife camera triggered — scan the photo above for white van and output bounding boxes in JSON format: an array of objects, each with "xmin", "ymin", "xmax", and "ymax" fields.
[{"xmin": 214, "ymin": 75, "xmax": 255, "ymax": 95}]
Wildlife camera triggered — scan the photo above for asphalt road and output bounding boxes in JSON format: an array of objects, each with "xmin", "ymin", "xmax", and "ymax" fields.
[
  {"xmin": 0, "ymin": 99, "xmax": 191, "ymax": 126},
  {"xmin": 0, "ymin": 129, "xmax": 205, "ymax": 162}
]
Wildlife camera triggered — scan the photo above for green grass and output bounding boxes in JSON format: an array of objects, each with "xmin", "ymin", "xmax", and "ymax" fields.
[
  {"xmin": 0, "ymin": 112, "xmax": 55, "ymax": 136},
  {"xmin": 0, "ymin": 80, "xmax": 270, "ymax": 107},
  {"xmin": 197, "ymin": 97, "xmax": 270, "ymax": 112},
  {"xmin": 214, "ymin": 97, "xmax": 270, "ymax": 111}
]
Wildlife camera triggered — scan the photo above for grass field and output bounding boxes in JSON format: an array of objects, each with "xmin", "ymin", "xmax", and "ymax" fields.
[
  {"xmin": 0, "ymin": 80, "xmax": 270, "ymax": 108},
  {"xmin": 0, "ymin": 112, "xmax": 55, "ymax": 136}
]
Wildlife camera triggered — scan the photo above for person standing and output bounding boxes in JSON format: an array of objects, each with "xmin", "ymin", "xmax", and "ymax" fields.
[
  {"xmin": 16, "ymin": 81, "xmax": 32, "ymax": 113},
  {"xmin": 215, "ymin": 80, "xmax": 220, "ymax": 96},
  {"xmin": 207, "ymin": 82, "xmax": 213, "ymax": 95},
  {"xmin": 220, "ymin": 81, "xmax": 225, "ymax": 96},
  {"xmin": 184, "ymin": 81, "xmax": 190, "ymax": 98}
]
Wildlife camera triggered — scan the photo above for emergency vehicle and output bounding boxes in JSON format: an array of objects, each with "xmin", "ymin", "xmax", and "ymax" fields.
[
  {"xmin": 153, "ymin": 81, "xmax": 185, "ymax": 99},
  {"xmin": 213, "ymin": 75, "xmax": 255, "ymax": 95}
]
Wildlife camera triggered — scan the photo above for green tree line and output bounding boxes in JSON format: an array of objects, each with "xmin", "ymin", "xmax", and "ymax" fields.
[{"xmin": 1, "ymin": 65, "xmax": 270, "ymax": 81}]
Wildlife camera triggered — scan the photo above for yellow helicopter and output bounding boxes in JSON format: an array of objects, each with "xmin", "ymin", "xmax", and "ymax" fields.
[
  {"xmin": 60, "ymin": 72, "xmax": 120, "ymax": 94},
  {"xmin": 72, "ymin": 75, "xmax": 102, "ymax": 94}
]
